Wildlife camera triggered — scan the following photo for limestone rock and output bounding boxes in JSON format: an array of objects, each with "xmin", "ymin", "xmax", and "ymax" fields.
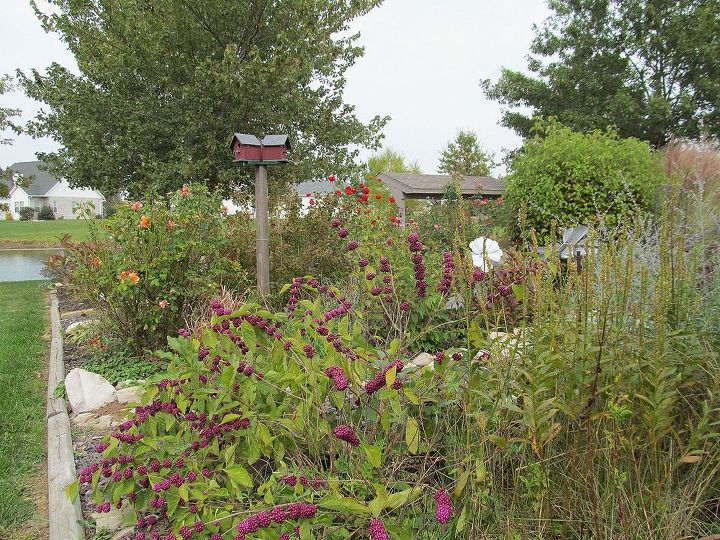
[
  {"xmin": 408, "ymin": 352, "xmax": 435, "ymax": 369},
  {"xmin": 65, "ymin": 319, "xmax": 98, "ymax": 336},
  {"xmin": 65, "ymin": 368, "xmax": 116, "ymax": 413},
  {"xmin": 115, "ymin": 386, "xmax": 143, "ymax": 405},
  {"xmin": 116, "ymin": 379, "xmax": 145, "ymax": 390},
  {"xmin": 92, "ymin": 501, "xmax": 132, "ymax": 531}
]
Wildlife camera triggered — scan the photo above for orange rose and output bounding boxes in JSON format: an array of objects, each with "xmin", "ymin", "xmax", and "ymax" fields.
[
  {"xmin": 139, "ymin": 215, "xmax": 150, "ymax": 228},
  {"xmin": 131, "ymin": 201, "xmax": 143, "ymax": 211},
  {"xmin": 181, "ymin": 184, "xmax": 189, "ymax": 197},
  {"xmin": 128, "ymin": 272, "xmax": 140, "ymax": 284},
  {"xmin": 91, "ymin": 256, "xmax": 102, "ymax": 268}
]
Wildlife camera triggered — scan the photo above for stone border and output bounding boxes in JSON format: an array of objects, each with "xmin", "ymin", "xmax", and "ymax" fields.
[{"xmin": 47, "ymin": 288, "xmax": 85, "ymax": 540}]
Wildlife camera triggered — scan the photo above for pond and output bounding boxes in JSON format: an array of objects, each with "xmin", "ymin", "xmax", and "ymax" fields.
[{"xmin": 0, "ymin": 249, "xmax": 58, "ymax": 282}]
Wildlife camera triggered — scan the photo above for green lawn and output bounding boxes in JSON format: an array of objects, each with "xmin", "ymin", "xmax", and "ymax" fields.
[
  {"xmin": 0, "ymin": 281, "xmax": 47, "ymax": 536},
  {"xmin": 0, "ymin": 219, "xmax": 97, "ymax": 246}
]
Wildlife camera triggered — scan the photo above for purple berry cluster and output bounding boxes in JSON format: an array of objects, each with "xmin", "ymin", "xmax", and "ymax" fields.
[
  {"xmin": 333, "ymin": 424, "xmax": 360, "ymax": 447},
  {"xmin": 365, "ymin": 359, "xmax": 404, "ymax": 394},
  {"xmin": 369, "ymin": 517, "xmax": 389, "ymax": 540},
  {"xmin": 280, "ymin": 475, "xmax": 327, "ymax": 489},
  {"xmin": 235, "ymin": 503, "xmax": 317, "ymax": 537},
  {"xmin": 439, "ymin": 251, "xmax": 454, "ymax": 296},
  {"xmin": 287, "ymin": 277, "xmax": 303, "ymax": 315},
  {"xmin": 407, "ymin": 233, "xmax": 427, "ymax": 297},
  {"xmin": 434, "ymin": 488, "xmax": 453, "ymax": 524},
  {"xmin": 324, "ymin": 365, "xmax": 349, "ymax": 390}
]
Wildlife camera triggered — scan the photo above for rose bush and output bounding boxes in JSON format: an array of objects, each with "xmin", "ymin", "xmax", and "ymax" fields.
[{"xmin": 64, "ymin": 184, "xmax": 245, "ymax": 355}]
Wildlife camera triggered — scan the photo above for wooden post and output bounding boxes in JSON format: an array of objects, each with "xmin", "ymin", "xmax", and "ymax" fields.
[{"xmin": 255, "ymin": 164, "xmax": 270, "ymax": 295}]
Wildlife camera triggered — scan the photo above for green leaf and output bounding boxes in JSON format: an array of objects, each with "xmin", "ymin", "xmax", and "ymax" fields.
[
  {"xmin": 405, "ymin": 417, "xmax": 419, "ymax": 454},
  {"xmin": 221, "ymin": 413, "xmax": 241, "ymax": 425},
  {"xmin": 362, "ymin": 443, "xmax": 382, "ymax": 468},
  {"xmin": 225, "ymin": 465, "xmax": 253, "ymax": 488},
  {"xmin": 403, "ymin": 388, "xmax": 419, "ymax": 405},
  {"xmin": 318, "ymin": 496, "xmax": 371, "ymax": 515},
  {"xmin": 385, "ymin": 365, "xmax": 396, "ymax": 388},
  {"xmin": 65, "ymin": 479, "xmax": 79, "ymax": 503},
  {"xmin": 386, "ymin": 487, "xmax": 422, "ymax": 510}
]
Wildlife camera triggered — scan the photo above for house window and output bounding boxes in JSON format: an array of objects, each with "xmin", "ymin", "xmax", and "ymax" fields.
[
  {"xmin": 52, "ymin": 202, "xmax": 58, "ymax": 213},
  {"xmin": 14, "ymin": 201, "xmax": 24, "ymax": 213}
]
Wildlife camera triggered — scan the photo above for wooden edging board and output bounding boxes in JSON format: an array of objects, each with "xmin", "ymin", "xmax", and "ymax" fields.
[{"xmin": 47, "ymin": 288, "xmax": 85, "ymax": 540}]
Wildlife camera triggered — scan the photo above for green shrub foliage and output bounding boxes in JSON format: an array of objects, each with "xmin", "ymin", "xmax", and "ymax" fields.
[
  {"xmin": 38, "ymin": 205, "xmax": 55, "ymax": 220},
  {"xmin": 18, "ymin": 207, "xmax": 34, "ymax": 221},
  {"xmin": 64, "ymin": 184, "xmax": 244, "ymax": 355},
  {"xmin": 505, "ymin": 120, "xmax": 662, "ymax": 237},
  {"xmin": 73, "ymin": 186, "xmax": 720, "ymax": 538}
]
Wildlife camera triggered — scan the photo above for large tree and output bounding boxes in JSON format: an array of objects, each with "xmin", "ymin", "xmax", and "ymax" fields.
[
  {"xmin": 20, "ymin": 0, "xmax": 388, "ymax": 196},
  {"xmin": 437, "ymin": 130, "xmax": 494, "ymax": 176},
  {"xmin": 482, "ymin": 0, "xmax": 720, "ymax": 147},
  {"xmin": 366, "ymin": 147, "xmax": 421, "ymax": 176}
]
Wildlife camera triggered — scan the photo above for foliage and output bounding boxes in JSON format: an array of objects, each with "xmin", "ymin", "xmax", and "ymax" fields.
[
  {"xmin": 82, "ymin": 351, "xmax": 166, "ymax": 387},
  {"xmin": 3, "ymin": 211, "xmax": 11, "ymax": 221},
  {"xmin": 225, "ymin": 190, "xmax": 353, "ymax": 296},
  {"xmin": 77, "ymin": 209, "xmax": 720, "ymax": 537},
  {"xmin": 367, "ymin": 148, "xmax": 422, "ymax": 176},
  {"xmin": 437, "ymin": 131, "xmax": 494, "ymax": 177},
  {"xmin": 0, "ymin": 282, "xmax": 47, "ymax": 534},
  {"xmin": 18, "ymin": 207, "xmax": 34, "ymax": 221},
  {"xmin": 481, "ymin": 0, "xmax": 720, "ymax": 146},
  {"xmin": 63, "ymin": 184, "xmax": 241, "ymax": 356},
  {"xmin": 505, "ymin": 120, "xmax": 662, "ymax": 237},
  {"xmin": 19, "ymin": 0, "xmax": 388, "ymax": 197},
  {"xmin": 0, "ymin": 75, "xmax": 19, "ymax": 146},
  {"xmin": 37, "ymin": 205, "xmax": 55, "ymax": 220}
]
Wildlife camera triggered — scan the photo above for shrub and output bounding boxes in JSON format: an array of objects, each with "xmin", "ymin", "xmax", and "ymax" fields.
[
  {"xmin": 18, "ymin": 207, "xmax": 35, "ymax": 221},
  {"xmin": 64, "ymin": 184, "xmax": 244, "ymax": 356},
  {"xmin": 38, "ymin": 205, "xmax": 55, "ymax": 220},
  {"xmin": 77, "ymin": 218, "xmax": 720, "ymax": 537},
  {"xmin": 505, "ymin": 119, "xmax": 663, "ymax": 238},
  {"xmin": 4, "ymin": 210, "xmax": 12, "ymax": 221}
]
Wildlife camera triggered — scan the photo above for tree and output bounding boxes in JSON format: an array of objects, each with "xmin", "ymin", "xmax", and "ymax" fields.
[
  {"xmin": 366, "ymin": 147, "xmax": 421, "ymax": 176},
  {"xmin": 481, "ymin": 0, "xmax": 720, "ymax": 147},
  {"xmin": 504, "ymin": 120, "xmax": 662, "ymax": 237},
  {"xmin": 19, "ymin": 0, "xmax": 388, "ymax": 197},
  {"xmin": 437, "ymin": 130, "xmax": 494, "ymax": 176},
  {"xmin": 0, "ymin": 75, "xmax": 19, "ymax": 148}
]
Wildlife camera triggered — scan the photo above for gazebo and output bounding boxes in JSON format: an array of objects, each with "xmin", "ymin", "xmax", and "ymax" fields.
[{"xmin": 377, "ymin": 172, "xmax": 505, "ymax": 225}]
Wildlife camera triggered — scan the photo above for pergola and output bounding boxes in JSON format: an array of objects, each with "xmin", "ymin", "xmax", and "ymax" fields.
[{"xmin": 377, "ymin": 172, "xmax": 506, "ymax": 225}]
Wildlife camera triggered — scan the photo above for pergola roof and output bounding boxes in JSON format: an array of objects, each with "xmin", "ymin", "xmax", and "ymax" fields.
[{"xmin": 378, "ymin": 172, "xmax": 505, "ymax": 196}]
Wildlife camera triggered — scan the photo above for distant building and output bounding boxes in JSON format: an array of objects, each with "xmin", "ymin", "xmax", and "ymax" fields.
[
  {"xmin": 1, "ymin": 161, "xmax": 105, "ymax": 219},
  {"xmin": 377, "ymin": 172, "xmax": 505, "ymax": 225},
  {"xmin": 222, "ymin": 180, "xmax": 336, "ymax": 216}
]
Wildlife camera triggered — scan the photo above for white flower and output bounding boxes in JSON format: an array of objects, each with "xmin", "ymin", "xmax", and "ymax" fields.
[{"xmin": 469, "ymin": 236, "xmax": 503, "ymax": 271}]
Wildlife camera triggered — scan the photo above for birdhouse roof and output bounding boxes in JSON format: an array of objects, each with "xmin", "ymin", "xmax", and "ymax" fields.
[
  {"xmin": 231, "ymin": 133, "xmax": 262, "ymax": 147},
  {"xmin": 261, "ymin": 134, "xmax": 291, "ymax": 150}
]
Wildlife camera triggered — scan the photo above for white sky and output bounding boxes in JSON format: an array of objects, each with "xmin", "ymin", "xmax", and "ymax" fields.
[{"xmin": 0, "ymin": 0, "xmax": 550, "ymax": 176}]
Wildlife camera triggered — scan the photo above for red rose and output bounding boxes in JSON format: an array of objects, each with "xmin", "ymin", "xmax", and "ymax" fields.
[{"xmin": 389, "ymin": 196, "xmax": 396, "ymax": 203}]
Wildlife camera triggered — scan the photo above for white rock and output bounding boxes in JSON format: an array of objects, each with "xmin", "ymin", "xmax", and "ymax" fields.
[
  {"xmin": 408, "ymin": 352, "xmax": 435, "ymax": 368},
  {"xmin": 71, "ymin": 412, "xmax": 98, "ymax": 427},
  {"xmin": 115, "ymin": 386, "xmax": 143, "ymax": 405},
  {"xmin": 92, "ymin": 501, "xmax": 132, "ymax": 531},
  {"xmin": 65, "ymin": 368, "xmax": 116, "ymax": 413},
  {"xmin": 65, "ymin": 319, "xmax": 98, "ymax": 336},
  {"xmin": 116, "ymin": 379, "xmax": 145, "ymax": 390},
  {"xmin": 92, "ymin": 415, "xmax": 116, "ymax": 429}
]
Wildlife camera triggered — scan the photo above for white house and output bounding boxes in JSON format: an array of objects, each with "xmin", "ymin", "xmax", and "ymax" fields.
[{"xmin": 1, "ymin": 161, "xmax": 105, "ymax": 219}]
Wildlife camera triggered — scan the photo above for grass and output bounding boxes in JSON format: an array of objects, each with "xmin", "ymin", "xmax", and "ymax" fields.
[
  {"xmin": 0, "ymin": 281, "xmax": 48, "ymax": 537},
  {"xmin": 0, "ymin": 219, "xmax": 98, "ymax": 246}
]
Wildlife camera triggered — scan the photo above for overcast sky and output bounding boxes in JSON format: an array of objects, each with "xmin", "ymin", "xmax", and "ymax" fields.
[{"xmin": 0, "ymin": 0, "xmax": 550, "ymax": 176}]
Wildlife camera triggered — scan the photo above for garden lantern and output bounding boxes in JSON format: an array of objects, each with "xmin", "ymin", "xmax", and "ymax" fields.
[{"xmin": 230, "ymin": 133, "xmax": 291, "ymax": 296}]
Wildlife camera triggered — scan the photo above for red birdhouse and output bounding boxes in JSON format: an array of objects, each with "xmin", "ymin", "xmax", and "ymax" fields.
[{"xmin": 231, "ymin": 133, "xmax": 291, "ymax": 164}]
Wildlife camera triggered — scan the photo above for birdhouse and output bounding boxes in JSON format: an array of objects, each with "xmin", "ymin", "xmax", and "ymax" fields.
[{"xmin": 231, "ymin": 133, "xmax": 291, "ymax": 164}]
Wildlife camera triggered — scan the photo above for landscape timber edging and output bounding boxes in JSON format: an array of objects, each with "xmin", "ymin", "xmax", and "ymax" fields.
[{"xmin": 47, "ymin": 288, "xmax": 85, "ymax": 540}]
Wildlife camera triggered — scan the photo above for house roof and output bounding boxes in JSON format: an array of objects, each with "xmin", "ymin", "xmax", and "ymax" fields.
[
  {"xmin": 8, "ymin": 161, "xmax": 59, "ymax": 196},
  {"xmin": 230, "ymin": 133, "xmax": 292, "ymax": 150},
  {"xmin": 293, "ymin": 180, "xmax": 335, "ymax": 196},
  {"xmin": 378, "ymin": 172, "xmax": 505, "ymax": 196}
]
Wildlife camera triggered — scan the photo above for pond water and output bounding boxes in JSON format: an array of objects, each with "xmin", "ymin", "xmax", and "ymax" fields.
[{"xmin": 0, "ymin": 249, "xmax": 58, "ymax": 282}]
